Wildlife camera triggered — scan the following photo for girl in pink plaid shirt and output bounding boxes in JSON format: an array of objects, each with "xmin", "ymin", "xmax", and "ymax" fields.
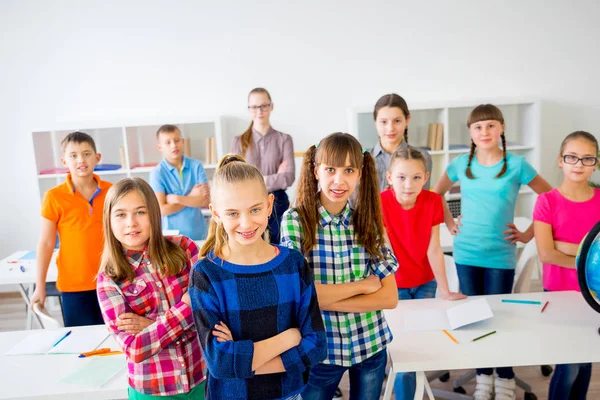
[{"xmin": 97, "ymin": 178, "xmax": 207, "ymax": 399}]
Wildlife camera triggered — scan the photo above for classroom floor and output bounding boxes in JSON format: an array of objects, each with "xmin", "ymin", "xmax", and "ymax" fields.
[{"xmin": 2, "ymin": 283, "xmax": 600, "ymax": 400}]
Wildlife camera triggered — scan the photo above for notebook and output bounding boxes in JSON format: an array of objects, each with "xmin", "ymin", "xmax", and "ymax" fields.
[
  {"xmin": 404, "ymin": 298, "xmax": 494, "ymax": 331},
  {"xmin": 60, "ymin": 355, "xmax": 126, "ymax": 388},
  {"xmin": 6, "ymin": 328, "xmax": 110, "ymax": 355}
]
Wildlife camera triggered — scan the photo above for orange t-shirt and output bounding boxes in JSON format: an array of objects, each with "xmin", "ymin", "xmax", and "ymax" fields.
[{"xmin": 41, "ymin": 174, "xmax": 112, "ymax": 292}]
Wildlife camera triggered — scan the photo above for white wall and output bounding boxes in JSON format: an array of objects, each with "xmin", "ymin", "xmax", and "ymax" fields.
[{"xmin": 1, "ymin": 0, "xmax": 599, "ymax": 258}]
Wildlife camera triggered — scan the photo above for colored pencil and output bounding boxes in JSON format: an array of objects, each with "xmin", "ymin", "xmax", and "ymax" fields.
[
  {"xmin": 541, "ymin": 301, "xmax": 549, "ymax": 313},
  {"xmin": 472, "ymin": 331, "xmax": 497, "ymax": 342},
  {"xmin": 443, "ymin": 329, "xmax": 459, "ymax": 344}
]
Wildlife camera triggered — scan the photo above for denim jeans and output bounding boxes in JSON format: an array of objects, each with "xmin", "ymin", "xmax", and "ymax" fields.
[
  {"xmin": 269, "ymin": 189, "xmax": 289, "ymax": 244},
  {"xmin": 456, "ymin": 263, "xmax": 515, "ymax": 379},
  {"xmin": 394, "ymin": 279, "xmax": 437, "ymax": 399},
  {"xmin": 61, "ymin": 289, "xmax": 105, "ymax": 327},
  {"xmin": 302, "ymin": 349, "xmax": 387, "ymax": 400},
  {"xmin": 549, "ymin": 363, "xmax": 592, "ymax": 400}
]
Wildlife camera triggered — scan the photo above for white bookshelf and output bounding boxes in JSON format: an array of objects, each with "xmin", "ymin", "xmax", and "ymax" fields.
[
  {"xmin": 32, "ymin": 117, "xmax": 230, "ymax": 217},
  {"xmin": 348, "ymin": 98, "xmax": 541, "ymax": 218}
]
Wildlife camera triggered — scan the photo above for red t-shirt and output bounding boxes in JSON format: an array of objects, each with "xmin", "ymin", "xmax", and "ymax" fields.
[{"xmin": 380, "ymin": 189, "xmax": 444, "ymax": 288}]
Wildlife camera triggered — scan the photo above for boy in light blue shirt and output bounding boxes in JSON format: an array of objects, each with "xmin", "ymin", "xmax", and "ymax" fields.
[{"xmin": 149, "ymin": 124, "xmax": 210, "ymax": 240}]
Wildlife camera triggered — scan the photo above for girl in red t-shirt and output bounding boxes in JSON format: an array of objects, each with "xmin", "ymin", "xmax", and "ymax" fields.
[{"xmin": 380, "ymin": 147, "xmax": 466, "ymax": 399}]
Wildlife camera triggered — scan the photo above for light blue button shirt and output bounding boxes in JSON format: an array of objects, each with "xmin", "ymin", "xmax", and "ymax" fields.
[
  {"xmin": 447, "ymin": 152, "xmax": 537, "ymax": 269},
  {"xmin": 149, "ymin": 156, "xmax": 208, "ymax": 240}
]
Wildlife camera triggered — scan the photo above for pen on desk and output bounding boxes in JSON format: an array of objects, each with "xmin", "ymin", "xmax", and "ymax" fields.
[
  {"xmin": 19, "ymin": 265, "xmax": 25, "ymax": 273},
  {"xmin": 51, "ymin": 330, "xmax": 72, "ymax": 348},
  {"xmin": 472, "ymin": 331, "xmax": 497, "ymax": 342},
  {"xmin": 78, "ymin": 348, "xmax": 112, "ymax": 358},
  {"xmin": 501, "ymin": 299, "xmax": 542, "ymax": 305},
  {"xmin": 443, "ymin": 329, "xmax": 459, "ymax": 344},
  {"xmin": 95, "ymin": 351, "xmax": 124, "ymax": 357},
  {"xmin": 541, "ymin": 301, "xmax": 549, "ymax": 313}
]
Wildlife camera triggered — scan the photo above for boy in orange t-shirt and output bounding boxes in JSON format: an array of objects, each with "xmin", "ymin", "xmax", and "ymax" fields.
[{"xmin": 30, "ymin": 132, "xmax": 112, "ymax": 327}]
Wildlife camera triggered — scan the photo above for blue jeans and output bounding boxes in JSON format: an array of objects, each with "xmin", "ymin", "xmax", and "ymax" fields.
[
  {"xmin": 456, "ymin": 263, "xmax": 515, "ymax": 379},
  {"xmin": 61, "ymin": 290, "xmax": 105, "ymax": 327},
  {"xmin": 302, "ymin": 349, "xmax": 387, "ymax": 400},
  {"xmin": 394, "ymin": 279, "xmax": 437, "ymax": 399},
  {"xmin": 549, "ymin": 363, "xmax": 592, "ymax": 400},
  {"xmin": 269, "ymin": 189, "xmax": 289, "ymax": 244}
]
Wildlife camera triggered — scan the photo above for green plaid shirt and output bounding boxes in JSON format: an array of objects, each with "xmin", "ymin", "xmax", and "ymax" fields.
[{"xmin": 281, "ymin": 202, "xmax": 398, "ymax": 366}]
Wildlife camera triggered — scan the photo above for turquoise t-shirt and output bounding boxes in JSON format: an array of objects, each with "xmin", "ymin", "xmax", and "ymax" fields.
[{"xmin": 447, "ymin": 152, "xmax": 537, "ymax": 270}]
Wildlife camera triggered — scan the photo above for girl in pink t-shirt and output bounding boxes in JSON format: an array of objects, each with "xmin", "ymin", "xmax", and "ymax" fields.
[{"xmin": 533, "ymin": 130, "xmax": 600, "ymax": 400}]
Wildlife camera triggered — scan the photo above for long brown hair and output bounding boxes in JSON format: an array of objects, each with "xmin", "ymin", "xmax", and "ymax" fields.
[
  {"xmin": 240, "ymin": 88, "xmax": 272, "ymax": 157},
  {"xmin": 200, "ymin": 154, "xmax": 269, "ymax": 259},
  {"xmin": 373, "ymin": 93, "xmax": 410, "ymax": 143},
  {"xmin": 295, "ymin": 132, "xmax": 386, "ymax": 258},
  {"xmin": 466, "ymin": 104, "xmax": 507, "ymax": 179},
  {"xmin": 99, "ymin": 178, "xmax": 187, "ymax": 282}
]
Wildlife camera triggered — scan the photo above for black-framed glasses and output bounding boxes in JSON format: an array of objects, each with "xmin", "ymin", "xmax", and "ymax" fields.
[
  {"xmin": 248, "ymin": 103, "xmax": 271, "ymax": 112},
  {"xmin": 562, "ymin": 155, "xmax": 598, "ymax": 166}
]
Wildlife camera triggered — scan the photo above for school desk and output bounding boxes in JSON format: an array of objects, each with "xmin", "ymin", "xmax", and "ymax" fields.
[
  {"xmin": 0, "ymin": 325, "xmax": 127, "ymax": 400},
  {"xmin": 383, "ymin": 291, "xmax": 600, "ymax": 400},
  {"xmin": 0, "ymin": 250, "xmax": 58, "ymax": 330},
  {"xmin": 439, "ymin": 216, "xmax": 531, "ymax": 253}
]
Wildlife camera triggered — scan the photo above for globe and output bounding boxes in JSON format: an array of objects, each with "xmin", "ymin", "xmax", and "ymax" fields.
[{"xmin": 577, "ymin": 221, "xmax": 600, "ymax": 316}]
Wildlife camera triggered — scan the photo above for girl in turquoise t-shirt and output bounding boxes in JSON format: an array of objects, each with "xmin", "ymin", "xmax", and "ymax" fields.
[{"xmin": 434, "ymin": 104, "xmax": 551, "ymax": 400}]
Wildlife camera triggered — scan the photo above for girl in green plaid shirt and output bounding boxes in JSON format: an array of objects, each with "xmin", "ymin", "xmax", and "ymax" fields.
[{"xmin": 281, "ymin": 132, "xmax": 399, "ymax": 400}]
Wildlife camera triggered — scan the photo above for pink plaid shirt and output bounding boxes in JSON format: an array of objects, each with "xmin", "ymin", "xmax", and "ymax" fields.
[{"xmin": 97, "ymin": 236, "xmax": 206, "ymax": 396}]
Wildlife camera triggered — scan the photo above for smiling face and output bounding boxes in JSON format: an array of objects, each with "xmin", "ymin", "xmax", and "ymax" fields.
[
  {"xmin": 315, "ymin": 153, "xmax": 361, "ymax": 214},
  {"xmin": 468, "ymin": 119, "xmax": 504, "ymax": 150},
  {"xmin": 210, "ymin": 179, "xmax": 274, "ymax": 247},
  {"xmin": 375, "ymin": 106, "xmax": 410, "ymax": 150},
  {"xmin": 387, "ymin": 158, "xmax": 429, "ymax": 206},
  {"xmin": 559, "ymin": 137, "xmax": 598, "ymax": 183},
  {"xmin": 61, "ymin": 141, "xmax": 101, "ymax": 178},
  {"xmin": 110, "ymin": 190, "xmax": 151, "ymax": 251}
]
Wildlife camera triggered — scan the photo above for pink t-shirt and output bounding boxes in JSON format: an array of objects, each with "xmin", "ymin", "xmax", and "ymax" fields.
[{"xmin": 533, "ymin": 188, "xmax": 600, "ymax": 291}]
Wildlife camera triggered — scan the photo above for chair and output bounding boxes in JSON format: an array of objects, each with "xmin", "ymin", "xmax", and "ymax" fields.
[
  {"xmin": 451, "ymin": 240, "xmax": 545, "ymax": 400},
  {"xmin": 32, "ymin": 302, "xmax": 63, "ymax": 329}
]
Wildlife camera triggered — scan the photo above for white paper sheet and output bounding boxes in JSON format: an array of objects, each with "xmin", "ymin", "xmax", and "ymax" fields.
[
  {"xmin": 6, "ymin": 329, "xmax": 110, "ymax": 355},
  {"xmin": 6, "ymin": 330, "xmax": 66, "ymax": 355},
  {"xmin": 404, "ymin": 298, "xmax": 494, "ymax": 331}
]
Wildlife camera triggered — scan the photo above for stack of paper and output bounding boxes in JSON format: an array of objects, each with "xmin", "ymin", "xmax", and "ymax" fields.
[{"xmin": 6, "ymin": 329, "xmax": 110, "ymax": 355}]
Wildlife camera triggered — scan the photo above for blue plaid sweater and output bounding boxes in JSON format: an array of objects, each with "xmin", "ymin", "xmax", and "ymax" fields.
[{"xmin": 189, "ymin": 245, "xmax": 326, "ymax": 400}]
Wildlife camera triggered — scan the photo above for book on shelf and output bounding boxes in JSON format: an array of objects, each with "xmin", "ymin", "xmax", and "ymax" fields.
[
  {"xmin": 205, "ymin": 136, "xmax": 217, "ymax": 165},
  {"xmin": 427, "ymin": 123, "xmax": 444, "ymax": 151}
]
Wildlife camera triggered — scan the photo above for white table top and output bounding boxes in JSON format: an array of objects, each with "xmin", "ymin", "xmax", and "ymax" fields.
[
  {"xmin": 0, "ymin": 325, "xmax": 127, "ymax": 400},
  {"xmin": 0, "ymin": 251, "xmax": 58, "ymax": 286},
  {"xmin": 440, "ymin": 216, "xmax": 531, "ymax": 253},
  {"xmin": 384, "ymin": 291, "xmax": 600, "ymax": 373}
]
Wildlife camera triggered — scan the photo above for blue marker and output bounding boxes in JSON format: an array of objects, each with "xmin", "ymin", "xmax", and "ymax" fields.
[
  {"xmin": 19, "ymin": 265, "xmax": 25, "ymax": 273},
  {"xmin": 52, "ymin": 330, "xmax": 72, "ymax": 348},
  {"xmin": 502, "ymin": 299, "xmax": 541, "ymax": 305}
]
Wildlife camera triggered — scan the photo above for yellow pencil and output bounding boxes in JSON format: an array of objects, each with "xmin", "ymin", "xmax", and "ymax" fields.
[
  {"xmin": 94, "ymin": 351, "xmax": 124, "ymax": 357},
  {"xmin": 443, "ymin": 329, "xmax": 459, "ymax": 344}
]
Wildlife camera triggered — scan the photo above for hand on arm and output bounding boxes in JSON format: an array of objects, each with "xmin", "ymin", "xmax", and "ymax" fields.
[
  {"xmin": 30, "ymin": 218, "xmax": 57, "ymax": 310},
  {"xmin": 433, "ymin": 173, "xmax": 461, "ymax": 235},
  {"xmin": 428, "ymin": 225, "xmax": 466, "ymax": 301},
  {"xmin": 325, "ymin": 275, "xmax": 398, "ymax": 312},
  {"xmin": 534, "ymin": 221, "xmax": 576, "ymax": 269},
  {"xmin": 167, "ymin": 184, "xmax": 210, "ymax": 208},
  {"xmin": 156, "ymin": 192, "xmax": 185, "ymax": 216},
  {"xmin": 315, "ymin": 275, "xmax": 381, "ymax": 308}
]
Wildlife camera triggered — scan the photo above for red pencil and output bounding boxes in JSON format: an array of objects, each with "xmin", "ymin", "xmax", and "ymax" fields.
[{"xmin": 541, "ymin": 301, "xmax": 549, "ymax": 313}]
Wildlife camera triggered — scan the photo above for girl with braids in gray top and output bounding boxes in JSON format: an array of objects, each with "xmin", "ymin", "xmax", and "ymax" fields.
[{"xmin": 433, "ymin": 104, "xmax": 551, "ymax": 400}]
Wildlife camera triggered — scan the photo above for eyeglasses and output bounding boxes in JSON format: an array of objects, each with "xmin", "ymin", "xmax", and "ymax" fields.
[
  {"xmin": 562, "ymin": 155, "xmax": 598, "ymax": 166},
  {"xmin": 248, "ymin": 104, "xmax": 271, "ymax": 112}
]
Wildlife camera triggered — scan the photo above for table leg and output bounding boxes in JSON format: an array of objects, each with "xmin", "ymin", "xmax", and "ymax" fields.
[
  {"xmin": 414, "ymin": 371, "xmax": 426, "ymax": 400},
  {"xmin": 18, "ymin": 283, "xmax": 42, "ymax": 329},
  {"xmin": 424, "ymin": 376, "xmax": 436, "ymax": 399},
  {"xmin": 382, "ymin": 364, "xmax": 396, "ymax": 400}
]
